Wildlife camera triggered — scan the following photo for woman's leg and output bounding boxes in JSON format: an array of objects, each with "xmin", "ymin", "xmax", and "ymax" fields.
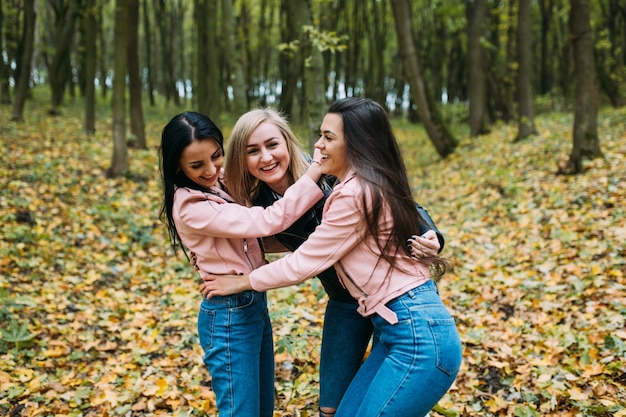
[
  {"xmin": 335, "ymin": 282, "xmax": 462, "ymax": 417},
  {"xmin": 198, "ymin": 291, "xmax": 275, "ymax": 417},
  {"xmin": 319, "ymin": 300, "xmax": 373, "ymax": 416}
]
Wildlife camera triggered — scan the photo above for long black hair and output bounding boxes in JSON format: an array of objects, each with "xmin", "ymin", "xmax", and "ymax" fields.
[
  {"xmin": 158, "ymin": 111, "xmax": 224, "ymax": 255},
  {"xmin": 326, "ymin": 98, "xmax": 447, "ymax": 275}
]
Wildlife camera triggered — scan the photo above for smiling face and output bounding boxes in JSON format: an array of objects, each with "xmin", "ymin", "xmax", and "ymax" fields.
[
  {"xmin": 178, "ymin": 138, "xmax": 224, "ymax": 189},
  {"xmin": 246, "ymin": 121, "xmax": 291, "ymax": 195},
  {"xmin": 315, "ymin": 113, "xmax": 350, "ymax": 181}
]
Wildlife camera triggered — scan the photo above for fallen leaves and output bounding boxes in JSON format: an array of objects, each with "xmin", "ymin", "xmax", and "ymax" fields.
[{"xmin": 1, "ymin": 100, "xmax": 625, "ymax": 416}]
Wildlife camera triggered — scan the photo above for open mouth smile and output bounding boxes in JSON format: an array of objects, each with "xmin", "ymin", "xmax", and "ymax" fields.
[{"xmin": 260, "ymin": 163, "xmax": 279, "ymax": 172}]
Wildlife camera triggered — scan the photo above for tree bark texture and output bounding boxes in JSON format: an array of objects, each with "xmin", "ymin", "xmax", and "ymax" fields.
[
  {"xmin": 467, "ymin": 0, "xmax": 490, "ymax": 136},
  {"xmin": 127, "ymin": 0, "xmax": 146, "ymax": 148},
  {"xmin": 0, "ymin": 0, "xmax": 11, "ymax": 104},
  {"xmin": 515, "ymin": 0, "xmax": 538, "ymax": 141},
  {"xmin": 222, "ymin": 0, "xmax": 247, "ymax": 115},
  {"xmin": 107, "ymin": 0, "xmax": 129, "ymax": 178},
  {"xmin": 11, "ymin": 0, "xmax": 36, "ymax": 121},
  {"xmin": 142, "ymin": 0, "xmax": 155, "ymax": 106},
  {"xmin": 83, "ymin": 0, "xmax": 97, "ymax": 133},
  {"xmin": 48, "ymin": 0, "xmax": 79, "ymax": 115},
  {"xmin": 564, "ymin": 0, "xmax": 601, "ymax": 174},
  {"xmin": 302, "ymin": 0, "xmax": 326, "ymax": 149},
  {"xmin": 390, "ymin": 0, "xmax": 457, "ymax": 158}
]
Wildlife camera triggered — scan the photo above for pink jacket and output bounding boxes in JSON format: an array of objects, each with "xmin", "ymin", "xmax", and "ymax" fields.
[
  {"xmin": 173, "ymin": 175, "xmax": 324, "ymax": 277},
  {"xmin": 249, "ymin": 171, "xmax": 431, "ymax": 324}
]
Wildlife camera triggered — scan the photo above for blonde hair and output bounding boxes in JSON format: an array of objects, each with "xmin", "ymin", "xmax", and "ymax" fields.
[{"xmin": 224, "ymin": 108, "xmax": 310, "ymax": 205}]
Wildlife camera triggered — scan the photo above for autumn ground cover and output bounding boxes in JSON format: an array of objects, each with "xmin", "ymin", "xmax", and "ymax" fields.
[{"xmin": 1, "ymin": 95, "xmax": 625, "ymax": 417}]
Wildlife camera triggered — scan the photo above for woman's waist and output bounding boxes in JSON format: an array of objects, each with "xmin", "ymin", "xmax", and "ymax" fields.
[{"xmin": 200, "ymin": 290, "xmax": 267, "ymax": 308}]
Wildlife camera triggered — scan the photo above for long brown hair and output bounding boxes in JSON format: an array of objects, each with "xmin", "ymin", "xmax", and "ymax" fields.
[{"xmin": 327, "ymin": 98, "xmax": 448, "ymax": 275}]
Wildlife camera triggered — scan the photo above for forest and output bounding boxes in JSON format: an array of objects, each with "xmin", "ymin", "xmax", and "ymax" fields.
[{"xmin": 1, "ymin": 0, "xmax": 625, "ymax": 416}]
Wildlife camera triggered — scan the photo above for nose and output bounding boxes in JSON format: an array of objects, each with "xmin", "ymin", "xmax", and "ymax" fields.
[
  {"xmin": 203, "ymin": 162, "xmax": 216, "ymax": 177},
  {"xmin": 314, "ymin": 137, "xmax": 324, "ymax": 150},
  {"xmin": 260, "ymin": 147, "xmax": 272, "ymax": 162}
]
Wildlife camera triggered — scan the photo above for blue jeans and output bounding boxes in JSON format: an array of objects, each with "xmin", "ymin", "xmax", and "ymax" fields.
[
  {"xmin": 335, "ymin": 280, "xmax": 462, "ymax": 417},
  {"xmin": 197, "ymin": 291, "xmax": 275, "ymax": 417},
  {"xmin": 319, "ymin": 299, "xmax": 374, "ymax": 409}
]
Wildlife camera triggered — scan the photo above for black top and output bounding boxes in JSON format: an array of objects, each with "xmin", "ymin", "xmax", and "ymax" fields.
[{"xmin": 254, "ymin": 175, "xmax": 445, "ymax": 303}]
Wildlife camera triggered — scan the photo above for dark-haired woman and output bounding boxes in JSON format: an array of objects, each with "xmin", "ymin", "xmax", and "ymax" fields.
[
  {"xmin": 201, "ymin": 99, "xmax": 462, "ymax": 417},
  {"xmin": 158, "ymin": 111, "xmax": 324, "ymax": 417}
]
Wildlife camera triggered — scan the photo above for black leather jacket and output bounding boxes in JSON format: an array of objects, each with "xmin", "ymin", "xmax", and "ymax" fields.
[{"xmin": 254, "ymin": 175, "xmax": 445, "ymax": 303}]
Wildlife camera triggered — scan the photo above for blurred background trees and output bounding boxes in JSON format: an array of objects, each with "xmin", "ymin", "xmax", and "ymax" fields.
[{"xmin": 1, "ymin": 0, "xmax": 623, "ymax": 174}]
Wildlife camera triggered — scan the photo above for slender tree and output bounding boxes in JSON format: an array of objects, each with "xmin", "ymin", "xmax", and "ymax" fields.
[
  {"xmin": 390, "ymin": 0, "xmax": 457, "ymax": 158},
  {"xmin": 222, "ymin": 0, "xmax": 246, "ymax": 115},
  {"xmin": 107, "ymin": 0, "xmax": 129, "ymax": 178},
  {"xmin": 515, "ymin": 0, "xmax": 538, "ymax": 141},
  {"xmin": 0, "ymin": 0, "xmax": 11, "ymax": 104},
  {"xmin": 562, "ymin": 0, "xmax": 601, "ymax": 174},
  {"xmin": 301, "ymin": 2, "xmax": 325, "ymax": 149},
  {"xmin": 194, "ymin": 0, "xmax": 219, "ymax": 116},
  {"xmin": 83, "ymin": 0, "xmax": 97, "ymax": 133},
  {"xmin": 127, "ymin": 0, "xmax": 146, "ymax": 148},
  {"xmin": 142, "ymin": 0, "xmax": 155, "ymax": 106},
  {"xmin": 10, "ymin": 0, "xmax": 36, "ymax": 121},
  {"xmin": 279, "ymin": 0, "xmax": 303, "ymax": 118},
  {"xmin": 466, "ymin": 0, "xmax": 491, "ymax": 136},
  {"xmin": 47, "ymin": 0, "xmax": 80, "ymax": 115},
  {"xmin": 539, "ymin": 0, "xmax": 555, "ymax": 94}
]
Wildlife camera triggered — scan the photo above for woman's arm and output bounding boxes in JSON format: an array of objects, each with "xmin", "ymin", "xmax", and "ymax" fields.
[{"xmin": 176, "ymin": 169, "xmax": 324, "ymax": 239}]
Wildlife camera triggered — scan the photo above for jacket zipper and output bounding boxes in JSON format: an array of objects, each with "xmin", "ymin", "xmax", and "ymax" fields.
[
  {"xmin": 243, "ymin": 239, "xmax": 254, "ymax": 270},
  {"xmin": 336, "ymin": 261, "xmax": 368, "ymax": 298}
]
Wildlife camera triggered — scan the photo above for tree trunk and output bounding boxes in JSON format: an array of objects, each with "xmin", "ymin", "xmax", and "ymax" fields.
[
  {"xmin": 97, "ymin": 12, "xmax": 108, "ymax": 99},
  {"xmin": 142, "ymin": 0, "xmax": 155, "ymax": 106},
  {"xmin": 539, "ymin": 0, "xmax": 555, "ymax": 94},
  {"xmin": 48, "ymin": 0, "xmax": 80, "ymax": 116},
  {"xmin": 155, "ymin": 0, "xmax": 181, "ymax": 106},
  {"xmin": 84, "ymin": 0, "xmax": 97, "ymax": 133},
  {"xmin": 0, "ymin": 0, "xmax": 11, "ymax": 104},
  {"xmin": 11, "ymin": 0, "xmax": 36, "ymax": 122},
  {"xmin": 107, "ymin": 0, "xmax": 129, "ymax": 178},
  {"xmin": 466, "ymin": 0, "xmax": 491, "ymax": 136},
  {"xmin": 561, "ymin": 0, "xmax": 602, "ymax": 174},
  {"xmin": 222, "ymin": 0, "xmax": 247, "ymax": 115},
  {"xmin": 194, "ymin": 0, "xmax": 219, "ymax": 116},
  {"xmin": 127, "ymin": 0, "xmax": 146, "ymax": 148},
  {"xmin": 279, "ymin": 0, "xmax": 302, "ymax": 118},
  {"xmin": 365, "ymin": 0, "xmax": 386, "ymax": 107},
  {"xmin": 390, "ymin": 0, "xmax": 457, "ymax": 159},
  {"xmin": 515, "ymin": 0, "xmax": 538, "ymax": 142},
  {"xmin": 301, "ymin": 0, "xmax": 325, "ymax": 149}
]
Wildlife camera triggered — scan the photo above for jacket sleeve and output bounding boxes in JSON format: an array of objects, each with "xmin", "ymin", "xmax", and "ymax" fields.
[
  {"xmin": 415, "ymin": 202, "xmax": 445, "ymax": 252},
  {"xmin": 176, "ymin": 175, "xmax": 323, "ymax": 238},
  {"xmin": 249, "ymin": 187, "xmax": 363, "ymax": 291}
]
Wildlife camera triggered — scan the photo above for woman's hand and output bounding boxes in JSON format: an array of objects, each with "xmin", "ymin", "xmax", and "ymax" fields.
[
  {"xmin": 407, "ymin": 230, "xmax": 440, "ymax": 258},
  {"xmin": 305, "ymin": 148, "xmax": 324, "ymax": 181},
  {"xmin": 200, "ymin": 273, "xmax": 253, "ymax": 299}
]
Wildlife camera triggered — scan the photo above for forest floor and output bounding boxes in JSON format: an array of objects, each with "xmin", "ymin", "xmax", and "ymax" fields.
[{"xmin": 1, "ymin": 96, "xmax": 625, "ymax": 417}]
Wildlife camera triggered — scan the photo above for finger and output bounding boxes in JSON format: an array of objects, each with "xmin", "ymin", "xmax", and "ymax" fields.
[{"xmin": 420, "ymin": 230, "xmax": 437, "ymax": 240}]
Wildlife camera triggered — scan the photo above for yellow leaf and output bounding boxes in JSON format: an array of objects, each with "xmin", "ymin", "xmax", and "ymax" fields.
[
  {"xmin": 484, "ymin": 396, "xmax": 508, "ymax": 412},
  {"xmin": 143, "ymin": 385, "xmax": 158, "ymax": 396},
  {"xmin": 567, "ymin": 387, "xmax": 589, "ymax": 401}
]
